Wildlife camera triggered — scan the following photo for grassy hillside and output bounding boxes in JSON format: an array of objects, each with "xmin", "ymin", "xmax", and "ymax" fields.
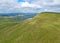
[{"xmin": 0, "ymin": 12, "xmax": 60, "ymax": 43}]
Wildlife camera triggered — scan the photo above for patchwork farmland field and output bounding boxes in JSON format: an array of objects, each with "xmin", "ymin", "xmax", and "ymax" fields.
[{"xmin": 0, "ymin": 12, "xmax": 60, "ymax": 43}]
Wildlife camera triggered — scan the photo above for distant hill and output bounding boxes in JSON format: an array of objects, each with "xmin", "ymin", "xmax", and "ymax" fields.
[
  {"xmin": 0, "ymin": 12, "xmax": 60, "ymax": 43},
  {"xmin": 0, "ymin": 13, "xmax": 37, "ymax": 22}
]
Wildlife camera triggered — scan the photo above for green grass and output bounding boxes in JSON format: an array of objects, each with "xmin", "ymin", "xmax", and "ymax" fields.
[{"xmin": 0, "ymin": 12, "xmax": 60, "ymax": 43}]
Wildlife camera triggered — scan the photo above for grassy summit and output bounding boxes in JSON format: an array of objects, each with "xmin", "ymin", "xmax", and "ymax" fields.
[{"xmin": 0, "ymin": 12, "xmax": 60, "ymax": 43}]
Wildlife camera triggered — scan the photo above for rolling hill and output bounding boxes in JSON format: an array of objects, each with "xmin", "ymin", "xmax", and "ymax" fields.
[{"xmin": 0, "ymin": 12, "xmax": 60, "ymax": 43}]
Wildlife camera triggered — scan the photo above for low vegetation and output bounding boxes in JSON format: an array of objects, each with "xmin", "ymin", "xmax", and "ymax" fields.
[{"xmin": 0, "ymin": 12, "xmax": 60, "ymax": 43}]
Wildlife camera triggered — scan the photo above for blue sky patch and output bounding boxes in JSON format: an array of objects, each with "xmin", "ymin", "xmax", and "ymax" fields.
[{"xmin": 18, "ymin": 0, "xmax": 25, "ymax": 2}]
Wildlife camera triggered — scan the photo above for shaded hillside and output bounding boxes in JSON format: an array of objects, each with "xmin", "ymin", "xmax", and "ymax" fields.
[{"xmin": 0, "ymin": 12, "xmax": 60, "ymax": 43}]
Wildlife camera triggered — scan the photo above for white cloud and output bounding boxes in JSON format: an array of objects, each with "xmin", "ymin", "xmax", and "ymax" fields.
[
  {"xmin": 0, "ymin": 0, "xmax": 42, "ymax": 13},
  {"xmin": 54, "ymin": 0, "xmax": 60, "ymax": 4},
  {"xmin": 20, "ymin": 2, "xmax": 42, "ymax": 8},
  {"xmin": 0, "ymin": 0, "xmax": 60, "ymax": 13},
  {"xmin": 45, "ymin": 0, "xmax": 60, "ymax": 5}
]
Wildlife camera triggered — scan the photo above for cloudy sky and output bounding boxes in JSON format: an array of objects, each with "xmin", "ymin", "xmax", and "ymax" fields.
[{"xmin": 0, "ymin": 0, "xmax": 60, "ymax": 13}]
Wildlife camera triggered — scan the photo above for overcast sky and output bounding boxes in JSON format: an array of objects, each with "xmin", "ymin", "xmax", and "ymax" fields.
[{"xmin": 0, "ymin": 0, "xmax": 60, "ymax": 13}]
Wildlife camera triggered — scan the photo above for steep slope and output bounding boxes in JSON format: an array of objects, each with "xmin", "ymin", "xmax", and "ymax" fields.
[{"xmin": 0, "ymin": 12, "xmax": 60, "ymax": 43}]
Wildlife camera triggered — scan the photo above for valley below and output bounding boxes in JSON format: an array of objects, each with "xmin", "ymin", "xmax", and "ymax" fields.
[{"xmin": 0, "ymin": 13, "xmax": 37, "ymax": 22}]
